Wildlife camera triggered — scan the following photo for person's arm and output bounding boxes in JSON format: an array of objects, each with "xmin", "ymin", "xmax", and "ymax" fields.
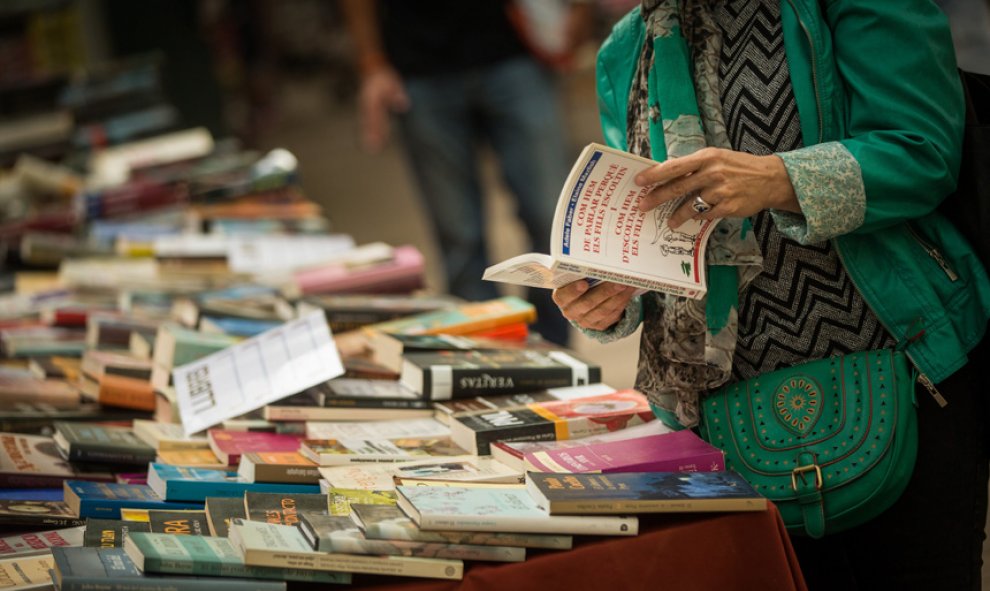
[{"xmin": 339, "ymin": 0, "xmax": 409, "ymax": 152}]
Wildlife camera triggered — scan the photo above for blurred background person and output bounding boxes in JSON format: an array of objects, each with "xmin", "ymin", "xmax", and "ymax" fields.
[
  {"xmin": 936, "ymin": 0, "xmax": 990, "ymax": 74},
  {"xmin": 340, "ymin": 0, "xmax": 595, "ymax": 346}
]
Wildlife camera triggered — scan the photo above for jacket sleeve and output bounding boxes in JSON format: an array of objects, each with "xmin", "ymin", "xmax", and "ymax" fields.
[{"xmin": 773, "ymin": 0, "xmax": 964, "ymax": 244}]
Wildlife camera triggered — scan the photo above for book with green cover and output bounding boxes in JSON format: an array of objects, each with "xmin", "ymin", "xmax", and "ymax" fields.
[
  {"xmin": 52, "ymin": 421, "xmax": 156, "ymax": 465},
  {"xmin": 123, "ymin": 531, "xmax": 351, "ymax": 584}
]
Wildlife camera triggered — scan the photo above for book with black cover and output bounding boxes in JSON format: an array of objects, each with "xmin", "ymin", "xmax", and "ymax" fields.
[
  {"xmin": 204, "ymin": 496, "xmax": 245, "ymax": 537},
  {"xmin": 147, "ymin": 509, "xmax": 209, "ymax": 535},
  {"xmin": 243, "ymin": 491, "xmax": 328, "ymax": 526},
  {"xmin": 53, "ymin": 421, "xmax": 156, "ymax": 465},
  {"xmin": 0, "ymin": 500, "xmax": 85, "ymax": 529},
  {"xmin": 83, "ymin": 518, "xmax": 151, "ymax": 548}
]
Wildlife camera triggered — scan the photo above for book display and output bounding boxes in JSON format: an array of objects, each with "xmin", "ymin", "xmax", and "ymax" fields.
[{"xmin": 0, "ymin": 49, "xmax": 780, "ymax": 588}]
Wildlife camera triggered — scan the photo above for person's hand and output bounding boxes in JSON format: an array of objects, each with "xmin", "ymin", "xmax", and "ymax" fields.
[
  {"xmin": 552, "ymin": 280, "xmax": 639, "ymax": 331},
  {"xmin": 635, "ymin": 147, "xmax": 800, "ymax": 229},
  {"xmin": 357, "ymin": 66, "xmax": 410, "ymax": 153}
]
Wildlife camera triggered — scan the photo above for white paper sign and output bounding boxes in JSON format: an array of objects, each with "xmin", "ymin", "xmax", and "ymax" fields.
[{"xmin": 174, "ymin": 310, "xmax": 344, "ymax": 435}]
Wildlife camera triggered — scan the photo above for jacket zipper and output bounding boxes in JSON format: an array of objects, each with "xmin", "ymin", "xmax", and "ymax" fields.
[
  {"xmin": 785, "ymin": 0, "xmax": 824, "ymax": 144},
  {"xmin": 906, "ymin": 224, "xmax": 959, "ymax": 281}
]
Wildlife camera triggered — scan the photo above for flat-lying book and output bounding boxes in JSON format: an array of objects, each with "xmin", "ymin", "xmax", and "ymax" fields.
[
  {"xmin": 525, "ymin": 471, "xmax": 767, "ymax": 515},
  {"xmin": 483, "ymin": 142, "xmax": 719, "ymax": 299}
]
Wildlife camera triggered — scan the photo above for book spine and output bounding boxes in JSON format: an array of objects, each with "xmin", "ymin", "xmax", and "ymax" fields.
[
  {"xmin": 427, "ymin": 366, "xmax": 595, "ymax": 400},
  {"xmin": 60, "ymin": 576, "xmax": 284, "ymax": 591},
  {"xmin": 69, "ymin": 446, "xmax": 155, "ymax": 465},
  {"xmin": 547, "ymin": 497, "xmax": 767, "ymax": 514},
  {"xmin": 141, "ymin": 554, "xmax": 349, "ymax": 584},
  {"xmin": 416, "ymin": 514, "xmax": 638, "ymax": 536},
  {"xmin": 98, "ymin": 382, "xmax": 157, "ymax": 412},
  {"xmin": 242, "ymin": 549, "xmax": 463, "ymax": 580}
]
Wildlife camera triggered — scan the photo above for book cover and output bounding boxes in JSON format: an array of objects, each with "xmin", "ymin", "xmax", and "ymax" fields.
[
  {"xmin": 362, "ymin": 295, "xmax": 536, "ymax": 338},
  {"xmin": 0, "ymin": 367, "xmax": 80, "ymax": 409},
  {"xmin": 93, "ymin": 372, "xmax": 157, "ymax": 412},
  {"xmin": 395, "ymin": 485, "xmax": 638, "ymax": 536},
  {"xmin": 52, "ymin": 422, "xmax": 156, "ymax": 465},
  {"xmin": 483, "ymin": 142, "xmax": 719, "ymax": 299},
  {"xmin": 298, "ymin": 512, "xmax": 525, "ymax": 562},
  {"xmin": 262, "ymin": 379, "xmax": 432, "ymax": 422},
  {"xmin": 305, "ymin": 417, "xmax": 450, "ymax": 441},
  {"xmin": 291, "ymin": 244, "xmax": 426, "ymax": 296},
  {"xmin": 83, "ymin": 518, "xmax": 150, "ymax": 548},
  {"xmin": 63, "ymin": 480, "xmax": 202, "ymax": 519},
  {"xmin": 122, "ymin": 531, "xmax": 351, "ymax": 584},
  {"xmin": 0, "ymin": 554, "xmax": 54, "ymax": 591},
  {"xmin": 0, "ymin": 526, "xmax": 85, "ymax": 557},
  {"xmin": 198, "ymin": 316, "xmax": 282, "ymax": 337},
  {"xmin": 318, "ymin": 456, "xmax": 522, "ymax": 492},
  {"xmin": 299, "ymin": 293, "xmax": 460, "ymax": 333},
  {"xmin": 524, "ymin": 429, "xmax": 725, "ymax": 474},
  {"xmin": 0, "ymin": 500, "xmax": 85, "ymax": 528},
  {"xmin": 401, "ymin": 349, "xmax": 602, "ymax": 400},
  {"xmin": 432, "ymin": 382, "xmax": 617, "ymax": 425},
  {"xmin": 132, "ymin": 420, "xmax": 209, "ymax": 451},
  {"xmin": 451, "ymin": 389, "xmax": 656, "ymax": 455},
  {"xmin": 326, "ymin": 488, "xmax": 396, "ymax": 516},
  {"xmin": 204, "ymin": 497, "xmax": 244, "ymax": 537},
  {"xmin": 526, "ymin": 471, "xmax": 767, "ymax": 515},
  {"xmin": 367, "ymin": 330, "xmax": 539, "ymax": 373},
  {"xmin": 0, "ymin": 432, "xmax": 115, "ymax": 487},
  {"xmin": 350, "ymin": 503, "xmax": 573, "ymax": 549},
  {"xmin": 229, "ymin": 519, "xmax": 464, "ymax": 580},
  {"xmin": 243, "ymin": 492, "xmax": 328, "ymax": 526},
  {"xmin": 205, "ymin": 430, "xmax": 303, "ymax": 466},
  {"xmin": 237, "ymin": 452, "xmax": 320, "ymax": 484},
  {"xmin": 147, "ymin": 509, "xmax": 209, "ymax": 535},
  {"xmin": 51, "ymin": 546, "xmax": 287, "ymax": 591},
  {"xmin": 146, "ymin": 463, "xmax": 320, "ymax": 502},
  {"xmin": 156, "ymin": 449, "xmax": 227, "ymax": 469},
  {"xmin": 152, "ymin": 323, "xmax": 240, "ymax": 369},
  {"xmin": 80, "ymin": 350, "xmax": 153, "ymax": 381},
  {"xmin": 299, "ymin": 437, "xmax": 466, "ymax": 466}
]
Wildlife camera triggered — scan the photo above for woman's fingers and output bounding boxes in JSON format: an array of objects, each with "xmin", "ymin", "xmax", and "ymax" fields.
[{"xmin": 554, "ymin": 281, "xmax": 638, "ymax": 330}]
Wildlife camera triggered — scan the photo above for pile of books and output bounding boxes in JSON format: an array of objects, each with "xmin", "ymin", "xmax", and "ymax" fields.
[{"xmin": 0, "ymin": 120, "xmax": 769, "ymax": 589}]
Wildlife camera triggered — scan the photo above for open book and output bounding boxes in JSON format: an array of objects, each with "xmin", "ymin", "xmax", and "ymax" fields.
[{"xmin": 483, "ymin": 143, "xmax": 718, "ymax": 299}]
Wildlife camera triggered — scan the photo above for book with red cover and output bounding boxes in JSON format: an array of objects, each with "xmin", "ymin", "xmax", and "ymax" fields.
[
  {"xmin": 206, "ymin": 430, "xmax": 304, "ymax": 466},
  {"xmin": 523, "ymin": 429, "xmax": 724, "ymax": 474},
  {"xmin": 292, "ymin": 245, "xmax": 425, "ymax": 296}
]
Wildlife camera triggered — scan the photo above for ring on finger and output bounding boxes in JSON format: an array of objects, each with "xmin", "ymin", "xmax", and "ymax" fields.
[{"xmin": 691, "ymin": 193, "xmax": 713, "ymax": 214}]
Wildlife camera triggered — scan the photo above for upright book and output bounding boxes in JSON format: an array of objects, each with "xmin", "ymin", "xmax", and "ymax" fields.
[
  {"xmin": 395, "ymin": 485, "xmax": 638, "ymax": 536},
  {"xmin": 450, "ymin": 389, "xmax": 656, "ymax": 455},
  {"xmin": 525, "ymin": 471, "xmax": 767, "ymax": 514},
  {"xmin": 483, "ymin": 142, "xmax": 719, "ymax": 298},
  {"xmin": 400, "ymin": 349, "xmax": 601, "ymax": 400}
]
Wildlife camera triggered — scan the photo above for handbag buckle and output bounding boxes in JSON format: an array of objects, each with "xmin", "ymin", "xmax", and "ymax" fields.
[{"xmin": 791, "ymin": 463, "xmax": 823, "ymax": 491}]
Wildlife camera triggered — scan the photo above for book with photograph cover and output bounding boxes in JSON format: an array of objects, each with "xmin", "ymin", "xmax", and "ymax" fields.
[
  {"xmin": 525, "ymin": 470, "xmax": 767, "ymax": 514},
  {"xmin": 0, "ymin": 500, "xmax": 85, "ymax": 529},
  {"xmin": 326, "ymin": 488, "xmax": 396, "ymax": 516},
  {"xmin": 432, "ymin": 382, "xmax": 617, "ymax": 425}
]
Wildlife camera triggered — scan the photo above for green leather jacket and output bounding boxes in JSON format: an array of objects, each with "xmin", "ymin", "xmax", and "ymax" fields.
[{"xmin": 594, "ymin": 0, "xmax": 990, "ymax": 384}]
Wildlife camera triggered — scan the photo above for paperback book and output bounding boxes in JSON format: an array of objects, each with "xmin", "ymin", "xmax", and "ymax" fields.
[
  {"xmin": 305, "ymin": 417, "xmax": 450, "ymax": 441},
  {"xmin": 146, "ymin": 463, "xmax": 320, "ymax": 502},
  {"xmin": 237, "ymin": 452, "xmax": 321, "ymax": 484},
  {"xmin": 63, "ymin": 480, "xmax": 202, "ymax": 519},
  {"xmin": 0, "ymin": 432, "xmax": 115, "ymax": 487},
  {"xmin": 0, "ymin": 525, "xmax": 85, "ymax": 557},
  {"xmin": 299, "ymin": 437, "xmax": 467, "ymax": 466},
  {"xmin": 243, "ymin": 491, "xmax": 328, "ymax": 526},
  {"xmin": 52, "ymin": 421, "xmax": 156, "ymax": 465},
  {"xmin": 132, "ymin": 419, "xmax": 209, "ymax": 451},
  {"xmin": 0, "ymin": 500, "xmax": 85, "ymax": 528},
  {"xmin": 0, "ymin": 366, "xmax": 80, "ymax": 409},
  {"xmin": 432, "ymin": 382, "xmax": 617, "ymax": 425},
  {"xmin": 204, "ymin": 496, "xmax": 245, "ymax": 537},
  {"xmin": 0, "ymin": 554, "xmax": 53, "ymax": 591},
  {"xmin": 147, "ymin": 509, "xmax": 209, "ymax": 535},
  {"xmin": 83, "ymin": 518, "xmax": 150, "ymax": 548},
  {"xmin": 206, "ymin": 429, "xmax": 303, "ymax": 466},
  {"xmin": 318, "ymin": 456, "xmax": 522, "ymax": 492}
]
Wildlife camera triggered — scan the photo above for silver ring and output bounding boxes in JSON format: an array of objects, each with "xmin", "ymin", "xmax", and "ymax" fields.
[{"xmin": 691, "ymin": 194, "xmax": 713, "ymax": 214}]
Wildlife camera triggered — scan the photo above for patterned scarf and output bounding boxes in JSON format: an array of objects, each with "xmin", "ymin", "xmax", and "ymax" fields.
[{"xmin": 630, "ymin": 0, "xmax": 762, "ymax": 427}]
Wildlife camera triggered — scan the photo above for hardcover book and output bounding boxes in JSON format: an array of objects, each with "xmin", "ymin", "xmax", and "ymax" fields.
[
  {"xmin": 523, "ymin": 429, "xmax": 725, "ymax": 474},
  {"xmin": 0, "ymin": 526, "xmax": 85, "ymax": 557},
  {"xmin": 0, "ymin": 554, "xmax": 54, "ymax": 591},
  {"xmin": 0, "ymin": 500, "xmax": 85, "ymax": 528},
  {"xmin": 299, "ymin": 437, "xmax": 467, "ymax": 466},
  {"xmin": 146, "ymin": 463, "xmax": 320, "ymax": 502},
  {"xmin": 243, "ymin": 491, "xmax": 328, "ymax": 526},
  {"xmin": 0, "ymin": 432, "xmax": 115, "ymax": 487},
  {"xmin": 204, "ymin": 497, "xmax": 245, "ymax": 537},
  {"xmin": 395, "ymin": 485, "xmax": 639, "ymax": 536},
  {"xmin": 483, "ymin": 142, "xmax": 718, "ymax": 298},
  {"xmin": 350, "ymin": 503, "xmax": 573, "ymax": 549},
  {"xmin": 525, "ymin": 471, "xmax": 768, "ymax": 515},
  {"xmin": 206, "ymin": 430, "xmax": 303, "ymax": 466},
  {"xmin": 52, "ymin": 422, "xmax": 156, "ymax": 465},
  {"xmin": 147, "ymin": 509, "xmax": 209, "ymax": 535},
  {"xmin": 298, "ymin": 512, "xmax": 525, "ymax": 562},
  {"xmin": 228, "ymin": 519, "xmax": 464, "ymax": 580},
  {"xmin": 51, "ymin": 546, "xmax": 287, "ymax": 591},
  {"xmin": 318, "ymin": 456, "xmax": 522, "ymax": 492},
  {"xmin": 122, "ymin": 531, "xmax": 351, "ymax": 584},
  {"xmin": 450, "ymin": 389, "xmax": 656, "ymax": 455},
  {"xmin": 400, "ymin": 349, "xmax": 602, "ymax": 400},
  {"xmin": 237, "ymin": 451, "xmax": 321, "ymax": 484},
  {"xmin": 63, "ymin": 480, "xmax": 202, "ymax": 519},
  {"xmin": 83, "ymin": 518, "xmax": 150, "ymax": 548}
]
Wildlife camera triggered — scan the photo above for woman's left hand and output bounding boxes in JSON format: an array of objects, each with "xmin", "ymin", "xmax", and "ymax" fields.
[{"xmin": 635, "ymin": 147, "xmax": 801, "ymax": 229}]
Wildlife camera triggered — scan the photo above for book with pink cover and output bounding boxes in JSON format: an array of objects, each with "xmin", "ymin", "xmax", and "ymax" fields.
[
  {"xmin": 523, "ymin": 429, "xmax": 724, "ymax": 474},
  {"xmin": 291, "ymin": 244, "xmax": 425, "ymax": 296},
  {"xmin": 206, "ymin": 430, "xmax": 303, "ymax": 466}
]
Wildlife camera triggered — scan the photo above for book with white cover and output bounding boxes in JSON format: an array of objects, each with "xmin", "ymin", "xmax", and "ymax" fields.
[
  {"xmin": 131, "ymin": 420, "xmax": 209, "ymax": 451},
  {"xmin": 172, "ymin": 310, "xmax": 344, "ymax": 435},
  {"xmin": 483, "ymin": 142, "xmax": 719, "ymax": 299},
  {"xmin": 319, "ymin": 456, "xmax": 522, "ymax": 492},
  {"xmin": 305, "ymin": 417, "xmax": 450, "ymax": 441},
  {"xmin": 395, "ymin": 485, "xmax": 638, "ymax": 536},
  {"xmin": 228, "ymin": 519, "xmax": 464, "ymax": 580}
]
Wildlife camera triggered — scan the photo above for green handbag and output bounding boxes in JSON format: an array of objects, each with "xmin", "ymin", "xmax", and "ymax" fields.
[{"xmin": 698, "ymin": 349, "xmax": 918, "ymax": 539}]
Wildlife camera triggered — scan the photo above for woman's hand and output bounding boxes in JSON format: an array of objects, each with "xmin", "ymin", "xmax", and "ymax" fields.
[
  {"xmin": 552, "ymin": 280, "xmax": 639, "ymax": 331},
  {"xmin": 635, "ymin": 147, "xmax": 801, "ymax": 229}
]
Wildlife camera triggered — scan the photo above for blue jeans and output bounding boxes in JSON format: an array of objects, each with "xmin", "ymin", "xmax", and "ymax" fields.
[{"xmin": 398, "ymin": 56, "xmax": 571, "ymax": 345}]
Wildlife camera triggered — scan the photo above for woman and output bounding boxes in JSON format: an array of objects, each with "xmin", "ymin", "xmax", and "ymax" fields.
[{"xmin": 554, "ymin": 1, "xmax": 990, "ymax": 588}]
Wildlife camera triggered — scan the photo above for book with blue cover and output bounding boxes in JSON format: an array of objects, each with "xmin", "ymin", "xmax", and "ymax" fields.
[
  {"xmin": 63, "ymin": 480, "xmax": 202, "ymax": 519},
  {"xmin": 147, "ymin": 463, "xmax": 320, "ymax": 502}
]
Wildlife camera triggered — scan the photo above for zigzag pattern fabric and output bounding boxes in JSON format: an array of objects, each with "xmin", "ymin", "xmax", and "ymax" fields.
[{"xmin": 716, "ymin": 0, "xmax": 895, "ymax": 381}]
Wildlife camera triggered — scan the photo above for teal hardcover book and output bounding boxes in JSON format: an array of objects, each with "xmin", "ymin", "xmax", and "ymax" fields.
[
  {"xmin": 123, "ymin": 531, "xmax": 351, "ymax": 584},
  {"xmin": 63, "ymin": 480, "xmax": 202, "ymax": 519},
  {"xmin": 147, "ymin": 463, "xmax": 320, "ymax": 502},
  {"xmin": 51, "ymin": 546, "xmax": 287, "ymax": 591}
]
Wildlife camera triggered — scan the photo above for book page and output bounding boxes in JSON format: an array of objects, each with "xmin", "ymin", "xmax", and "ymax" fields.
[
  {"xmin": 551, "ymin": 144, "xmax": 718, "ymax": 297},
  {"xmin": 173, "ymin": 310, "xmax": 344, "ymax": 435},
  {"xmin": 481, "ymin": 253, "xmax": 587, "ymax": 289}
]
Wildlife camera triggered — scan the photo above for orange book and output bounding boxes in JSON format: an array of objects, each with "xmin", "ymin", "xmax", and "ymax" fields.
[
  {"xmin": 470, "ymin": 321, "xmax": 530, "ymax": 341},
  {"xmin": 96, "ymin": 373, "xmax": 156, "ymax": 412}
]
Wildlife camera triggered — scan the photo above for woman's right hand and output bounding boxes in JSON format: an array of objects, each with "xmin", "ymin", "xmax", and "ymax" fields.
[{"xmin": 552, "ymin": 280, "xmax": 639, "ymax": 331}]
